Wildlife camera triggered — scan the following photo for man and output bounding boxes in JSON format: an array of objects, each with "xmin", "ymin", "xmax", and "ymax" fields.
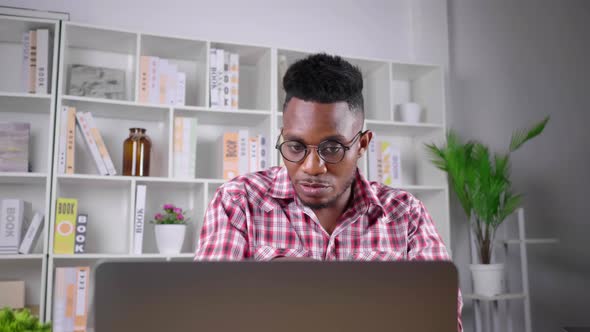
[{"xmin": 195, "ymin": 53, "xmax": 462, "ymax": 330}]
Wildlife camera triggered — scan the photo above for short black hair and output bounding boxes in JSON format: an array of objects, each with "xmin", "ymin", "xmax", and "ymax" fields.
[{"xmin": 282, "ymin": 53, "xmax": 364, "ymax": 116}]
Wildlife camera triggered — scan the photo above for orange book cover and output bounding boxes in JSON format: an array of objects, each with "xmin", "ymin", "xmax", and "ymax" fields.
[
  {"xmin": 222, "ymin": 132, "xmax": 239, "ymax": 180},
  {"xmin": 65, "ymin": 107, "xmax": 76, "ymax": 174}
]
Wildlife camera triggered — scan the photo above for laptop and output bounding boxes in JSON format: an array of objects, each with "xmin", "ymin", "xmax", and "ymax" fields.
[{"xmin": 94, "ymin": 260, "xmax": 458, "ymax": 332}]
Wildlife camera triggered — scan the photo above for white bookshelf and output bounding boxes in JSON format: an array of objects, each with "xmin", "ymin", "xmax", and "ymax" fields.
[
  {"xmin": 2, "ymin": 18, "xmax": 451, "ymax": 328},
  {"xmin": 0, "ymin": 14, "xmax": 60, "ymax": 321}
]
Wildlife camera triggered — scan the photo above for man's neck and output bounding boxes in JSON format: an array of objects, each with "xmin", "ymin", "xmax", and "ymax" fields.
[{"xmin": 312, "ymin": 186, "xmax": 353, "ymax": 235}]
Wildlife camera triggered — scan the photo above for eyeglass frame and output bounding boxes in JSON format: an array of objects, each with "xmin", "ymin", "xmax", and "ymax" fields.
[{"xmin": 275, "ymin": 129, "xmax": 368, "ymax": 164}]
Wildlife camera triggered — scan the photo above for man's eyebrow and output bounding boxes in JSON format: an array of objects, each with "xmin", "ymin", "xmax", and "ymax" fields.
[{"xmin": 282, "ymin": 133, "xmax": 347, "ymax": 142}]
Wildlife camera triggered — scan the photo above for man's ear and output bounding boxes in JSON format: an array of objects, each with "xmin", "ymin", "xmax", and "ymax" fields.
[{"xmin": 357, "ymin": 130, "xmax": 373, "ymax": 158}]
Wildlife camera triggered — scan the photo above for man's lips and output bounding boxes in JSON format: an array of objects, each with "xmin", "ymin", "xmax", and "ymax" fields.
[{"xmin": 297, "ymin": 180, "xmax": 332, "ymax": 197}]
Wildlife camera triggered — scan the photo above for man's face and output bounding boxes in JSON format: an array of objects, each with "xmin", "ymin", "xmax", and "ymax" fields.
[{"xmin": 281, "ymin": 97, "xmax": 370, "ymax": 210}]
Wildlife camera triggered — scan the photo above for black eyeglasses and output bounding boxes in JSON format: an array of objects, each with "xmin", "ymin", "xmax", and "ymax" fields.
[{"xmin": 275, "ymin": 130, "xmax": 367, "ymax": 164}]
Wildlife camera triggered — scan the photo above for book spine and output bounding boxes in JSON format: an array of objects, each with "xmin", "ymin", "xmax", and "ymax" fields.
[
  {"xmin": 84, "ymin": 112, "xmax": 117, "ymax": 175},
  {"xmin": 138, "ymin": 56, "xmax": 150, "ymax": 103},
  {"xmin": 222, "ymin": 132, "xmax": 239, "ymax": 180},
  {"xmin": 238, "ymin": 129, "xmax": 249, "ymax": 175},
  {"xmin": 57, "ymin": 107, "xmax": 68, "ymax": 174},
  {"xmin": 28, "ymin": 30, "xmax": 37, "ymax": 93},
  {"xmin": 222, "ymin": 53, "xmax": 231, "ymax": 109},
  {"xmin": 158, "ymin": 59, "xmax": 169, "ymax": 105},
  {"xmin": 18, "ymin": 212, "xmax": 44, "ymax": 254},
  {"xmin": 258, "ymin": 135, "xmax": 267, "ymax": 171},
  {"xmin": 35, "ymin": 29, "xmax": 49, "ymax": 94},
  {"xmin": 0, "ymin": 199, "xmax": 26, "ymax": 254},
  {"xmin": 149, "ymin": 57, "xmax": 160, "ymax": 104},
  {"xmin": 368, "ymin": 137, "xmax": 378, "ymax": 182},
  {"xmin": 248, "ymin": 136, "xmax": 258, "ymax": 173},
  {"xmin": 176, "ymin": 71, "xmax": 186, "ymax": 106},
  {"xmin": 133, "ymin": 184, "xmax": 146, "ymax": 254},
  {"xmin": 53, "ymin": 268, "xmax": 67, "ymax": 332},
  {"xmin": 53, "ymin": 198, "xmax": 78, "ymax": 254},
  {"xmin": 229, "ymin": 53, "xmax": 239, "ymax": 109},
  {"xmin": 74, "ymin": 266, "xmax": 90, "ymax": 332},
  {"xmin": 64, "ymin": 267, "xmax": 76, "ymax": 331},
  {"xmin": 182, "ymin": 117, "xmax": 192, "ymax": 177},
  {"xmin": 189, "ymin": 117, "xmax": 197, "ymax": 178},
  {"xmin": 209, "ymin": 48, "xmax": 218, "ymax": 107},
  {"xmin": 166, "ymin": 63, "xmax": 178, "ymax": 105},
  {"xmin": 74, "ymin": 214, "xmax": 87, "ymax": 254},
  {"xmin": 173, "ymin": 117, "xmax": 184, "ymax": 178},
  {"xmin": 215, "ymin": 49, "xmax": 224, "ymax": 108},
  {"xmin": 21, "ymin": 32, "xmax": 30, "ymax": 93},
  {"xmin": 65, "ymin": 107, "xmax": 76, "ymax": 174},
  {"xmin": 390, "ymin": 143, "xmax": 402, "ymax": 186},
  {"xmin": 76, "ymin": 111, "xmax": 108, "ymax": 175},
  {"xmin": 381, "ymin": 140, "xmax": 393, "ymax": 186}
]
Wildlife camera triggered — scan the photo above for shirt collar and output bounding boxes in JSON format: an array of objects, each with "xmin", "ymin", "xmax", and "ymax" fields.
[{"xmin": 268, "ymin": 167, "xmax": 386, "ymax": 217}]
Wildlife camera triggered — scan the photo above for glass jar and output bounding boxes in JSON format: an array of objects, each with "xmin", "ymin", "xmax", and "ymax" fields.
[{"xmin": 122, "ymin": 128, "xmax": 152, "ymax": 176}]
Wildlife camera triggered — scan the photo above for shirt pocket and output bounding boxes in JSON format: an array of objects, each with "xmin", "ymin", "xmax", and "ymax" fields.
[
  {"xmin": 350, "ymin": 250, "xmax": 406, "ymax": 261},
  {"xmin": 252, "ymin": 245, "xmax": 312, "ymax": 261}
]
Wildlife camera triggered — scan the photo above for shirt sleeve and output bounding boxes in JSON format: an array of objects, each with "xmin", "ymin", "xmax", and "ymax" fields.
[
  {"xmin": 407, "ymin": 199, "xmax": 463, "ymax": 332},
  {"xmin": 194, "ymin": 185, "xmax": 249, "ymax": 261}
]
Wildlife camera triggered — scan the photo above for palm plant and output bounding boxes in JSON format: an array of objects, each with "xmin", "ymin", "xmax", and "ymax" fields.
[{"xmin": 426, "ymin": 116, "xmax": 549, "ymax": 264}]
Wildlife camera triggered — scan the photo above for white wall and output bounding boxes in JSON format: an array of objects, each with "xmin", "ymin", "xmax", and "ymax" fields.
[{"xmin": 448, "ymin": 0, "xmax": 590, "ymax": 331}]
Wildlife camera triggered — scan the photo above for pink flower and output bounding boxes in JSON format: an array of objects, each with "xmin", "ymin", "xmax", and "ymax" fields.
[
  {"xmin": 163, "ymin": 203, "xmax": 175, "ymax": 211},
  {"xmin": 177, "ymin": 214, "xmax": 184, "ymax": 221},
  {"xmin": 154, "ymin": 213, "xmax": 163, "ymax": 220},
  {"xmin": 173, "ymin": 207, "xmax": 182, "ymax": 214}
]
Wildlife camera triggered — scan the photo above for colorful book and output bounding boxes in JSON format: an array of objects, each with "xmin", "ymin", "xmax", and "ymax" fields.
[
  {"xmin": 54, "ymin": 198, "xmax": 78, "ymax": 254},
  {"xmin": 73, "ymin": 267, "xmax": 90, "ymax": 331},
  {"xmin": 229, "ymin": 53, "xmax": 239, "ymax": 109},
  {"xmin": 222, "ymin": 52, "xmax": 231, "ymax": 109},
  {"xmin": 238, "ymin": 129, "xmax": 249, "ymax": 175},
  {"xmin": 75, "ymin": 111, "xmax": 108, "ymax": 175},
  {"xmin": 84, "ymin": 112, "xmax": 116, "ymax": 175},
  {"xmin": 18, "ymin": 212, "xmax": 44, "ymax": 254},
  {"xmin": 65, "ymin": 107, "xmax": 76, "ymax": 174},
  {"xmin": 28, "ymin": 30, "xmax": 37, "ymax": 93},
  {"xmin": 222, "ymin": 132, "xmax": 239, "ymax": 180},
  {"xmin": 0, "ymin": 122, "xmax": 30, "ymax": 172},
  {"xmin": 35, "ymin": 29, "xmax": 49, "ymax": 94},
  {"xmin": 52, "ymin": 268, "xmax": 67, "ymax": 331},
  {"xmin": 215, "ymin": 49, "xmax": 225, "ymax": 108},
  {"xmin": 133, "ymin": 184, "xmax": 146, "ymax": 254}
]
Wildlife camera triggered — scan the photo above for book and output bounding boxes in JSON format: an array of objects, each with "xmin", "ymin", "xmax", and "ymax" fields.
[
  {"xmin": 173, "ymin": 117, "xmax": 184, "ymax": 178},
  {"xmin": 248, "ymin": 136, "xmax": 258, "ymax": 173},
  {"xmin": 74, "ymin": 267, "xmax": 90, "ymax": 332},
  {"xmin": 222, "ymin": 52, "xmax": 231, "ymax": 109},
  {"xmin": 28, "ymin": 30, "xmax": 37, "ymax": 93},
  {"xmin": 229, "ymin": 53, "xmax": 239, "ymax": 109},
  {"xmin": 54, "ymin": 198, "xmax": 78, "ymax": 254},
  {"xmin": 18, "ymin": 212, "xmax": 44, "ymax": 254},
  {"xmin": 258, "ymin": 135, "xmax": 267, "ymax": 171},
  {"xmin": 53, "ymin": 268, "xmax": 67, "ymax": 331},
  {"xmin": 209, "ymin": 48, "xmax": 219, "ymax": 107},
  {"xmin": 0, "ymin": 199, "xmax": 32, "ymax": 254},
  {"xmin": 68, "ymin": 64, "xmax": 126, "ymax": 100},
  {"xmin": 215, "ymin": 49, "xmax": 225, "ymax": 108},
  {"xmin": 380, "ymin": 140, "xmax": 402, "ymax": 187},
  {"xmin": 173, "ymin": 117, "xmax": 197, "ymax": 178},
  {"xmin": 176, "ymin": 72, "xmax": 186, "ymax": 106},
  {"xmin": 148, "ymin": 57, "xmax": 160, "ymax": 104},
  {"xmin": 84, "ymin": 112, "xmax": 116, "ymax": 175},
  {"xmin": 21, "ymin": 32, "xmax": 30, "ymax": 93},
  {"xmin": 165, "ymin": 63, "xmax": 178, "ymax": 105},
  {"xmin": 65, "ymin": 107, "xmax": 76, "ymax": 174},
  {"xmin": 64, "ymin": 267, "xmax": 76, "ymax": 331},
  {"xmin": 188, "ymin": 117, "xmax": 197, "ymax": 178},
  {"xmin": 0, "ymin": 122, "xmax": 30, "ymax": 172},
  {"xmin": 138, "ymin": 56, "xmax": 151, "ymax": 103},
  {"xmin": 133, "ymin": 184, "xmax": 146, "ymax": 254},
  {"xmin": 238, "ymin": 129, "xmax": 249, "ymax": 175},
  {"xmin": 158, "ymin": 59, "xmax": 169, "ymax": 105},
  {"xmin": 222, "ymin": 132, "xmax": 239, "ymax": 180},
  {"xmin": 35, "ymin": 29, "xmax": 49, "ymax": 94},
  {"xmin": 76, "ymin": 111, "xmax": 109, "ymax": 175},
  {"xmin": 57, "ymin": 107, "xmax": 68, "ymax": 174},
  {"xmin": 74, "ymin": 214, "xmax": 87, "ymax": 254}
]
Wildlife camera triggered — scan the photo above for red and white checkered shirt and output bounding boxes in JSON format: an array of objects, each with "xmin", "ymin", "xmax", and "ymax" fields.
[{"xmin": 195, "ymin": 166, "xmax": 462, "ymax": 330}]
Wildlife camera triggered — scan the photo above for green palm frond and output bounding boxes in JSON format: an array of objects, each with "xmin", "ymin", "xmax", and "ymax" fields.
[{"xmin": 510, "ymin": 116, "xmax": 550, "ymax": 152}]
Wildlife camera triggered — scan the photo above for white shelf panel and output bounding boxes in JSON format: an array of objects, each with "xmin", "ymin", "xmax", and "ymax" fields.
[
  {"xmin": 397, "ymin": 185, "xmax": 446, "ymax": 194},
  {"xmin": 463, "ymin": 293, "xmax": 527, "ymax": 301},
  {"xmin": 0, "ymin": 254, "xmax": 45, "ymax": 260},
  {"xmin": 175, "ymin": 106, "xmax": 271, "ymax": 126},
  {"xmin": 62, "ymin": 95, "xmax": 169, "ymax": 121},
  {"xmin": 0, "ymin": 172, "xmax": 47, "ymax": 184},
  {"xmin": 365, "ymin": 119, "xmax": 443, "ymax": 136},
  {"xmin": 0, "ymin": 93, "xmax": 52, "ymax": 114},
  {"xmin": 51, "ymin": 253, "xmax": 194, "ymax": 260},
  {"xmin": 498, "ymin": 238, "xmax": 559, "ymax": 245},
  {"xmin": 57, "ymin": 174, "xmax": 133, "ymax": 184},
  {"xmin": 0, "ymin": 92, "xmax": 51, "ymax": 99}
]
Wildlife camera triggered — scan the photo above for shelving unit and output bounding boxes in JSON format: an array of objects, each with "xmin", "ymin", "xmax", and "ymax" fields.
[
  {"xmin": 1, "ymin": 18, "xmax": 451, "ymax": 328},
  {"xmin": 0, "ymin": 14, "xmax": 60, "ymax": 321}
]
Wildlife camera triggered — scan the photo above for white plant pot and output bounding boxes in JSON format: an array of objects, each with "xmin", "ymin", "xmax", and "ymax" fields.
[
  {"xmin": 155, "ymin": 224, "xmax": 186, "ymax": 255},
  {"xmin": 396, "ymin": 102, "xmax": 422, "ymax": 123},
  {"xmin": 470, "ymin": 263, "xmax": 505, "ymax": 296}
]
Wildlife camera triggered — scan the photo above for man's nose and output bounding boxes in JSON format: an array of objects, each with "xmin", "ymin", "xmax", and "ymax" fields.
[{"xmin": 301, "ymin": 148, "xmax": 327, "ymax": 176}]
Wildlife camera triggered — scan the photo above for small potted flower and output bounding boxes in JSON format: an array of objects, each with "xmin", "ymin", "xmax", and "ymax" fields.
[{"xmin": 151, "ymin": 203, "xmax": 188, "ymax": 255}]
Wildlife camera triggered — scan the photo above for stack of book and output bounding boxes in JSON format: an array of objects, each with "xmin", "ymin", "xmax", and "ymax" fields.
[
  {"xmin": 0, "ymin": 199, "xmax": 44, "ymax": 254},
  {"xmin": 57, "ymin": 106, "xmax": 116, "ymax": 176},
  {"xmin": 368, "ymin": 136, "xmax": 403, "ymax": 187},
  {"xmin": 138, "ymin": 56, "xmax": 186, "ymax": 106},
  {"xmin": 53, "ymin": 266, "xmax": 90, "ymax": 332},
  {"xmin": 53, "ymin": 198, "xmax": 88, "ymax": 255},
  {"xmin": 221, "ymin": 130, "xmax": 267, "ymax": 180},
  {"xmin": 209, "ymin": 48, "xmax": 239, "ymax": 109},
  {"xmin": 173, "ymin": 116, "xmax": 198, "ymax": 178},
  {"xmin": 21, "ymin": 29, "xmax": 51, "ymax": 94},
  {"xmin": 0, "ymin": 122, "xmax": 30, "ymax": 172}
]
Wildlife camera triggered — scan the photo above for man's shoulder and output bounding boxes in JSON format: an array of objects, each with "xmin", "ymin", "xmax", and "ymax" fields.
[
  {"xmin": 218, "ymin": 167, "xmax": 282, "ymax": 201},
  {"xmin": 368, "ymin": 181, "xmax": 423, "ymax": 221}
]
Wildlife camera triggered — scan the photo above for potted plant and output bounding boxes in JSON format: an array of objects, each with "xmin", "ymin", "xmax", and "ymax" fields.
[
  {"xmin": 0, "ymin": 307, "xmax": 51, "ymax": 332},
  {"xmin": 425, "ymin": 116, "xmax": 549, "ymax": 296},
  {"xmin": 151, "ymin": 203, "xmax": 189, "ymax": 255}
]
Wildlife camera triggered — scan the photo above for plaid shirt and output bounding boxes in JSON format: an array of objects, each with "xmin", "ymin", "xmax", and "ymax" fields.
[{"xmin": 195, "ymin": 166, "xmax": 462, "ymax": 330}]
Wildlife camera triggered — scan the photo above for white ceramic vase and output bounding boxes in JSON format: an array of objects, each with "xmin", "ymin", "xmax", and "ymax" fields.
[
  {"xmin": 396, "ymin": 102, "xmax": 422, "ymax": 123},
  {"xmin": 155, "ymin": 224, "xmax": 186, "ymax": 255},
  {"xmin": 470, "ymin": 263, "xmax": 505, "ymax": 296}
]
